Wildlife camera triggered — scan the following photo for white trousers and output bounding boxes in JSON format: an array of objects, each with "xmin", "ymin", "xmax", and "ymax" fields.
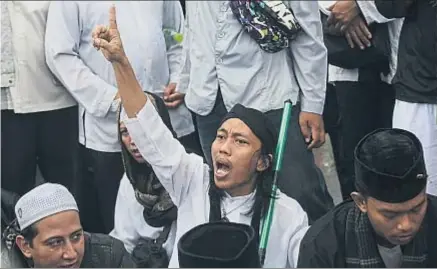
[{"xmin": 393, "ymin": 100, "xmax": 437, "ymax": 196}]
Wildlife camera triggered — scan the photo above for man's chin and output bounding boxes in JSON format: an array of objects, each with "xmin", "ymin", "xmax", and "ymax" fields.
[
  {"xmin": 213, "ymin": 178, "xmax": 229, "ymax": 189},
  {"xmin": 388, "ymin": 234, "xmax": 415, "ymax": 246}
]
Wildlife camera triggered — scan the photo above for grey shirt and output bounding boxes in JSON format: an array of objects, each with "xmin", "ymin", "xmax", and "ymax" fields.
[
  {"xmin": 178, "ymin": 1, "xmax": 327, "ymax": 116},
  {"xmin": 378, "ymin": 244, "xmax": 402, "ymax": 268}
]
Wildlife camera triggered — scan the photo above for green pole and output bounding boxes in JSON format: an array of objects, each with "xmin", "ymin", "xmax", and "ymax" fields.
[{"xmin": 259, "ymin": 100, "xmax": 293, "ymax": 266}]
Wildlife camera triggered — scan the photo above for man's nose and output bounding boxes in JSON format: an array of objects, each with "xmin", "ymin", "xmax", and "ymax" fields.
[
  {"xmin": 219, "ymin": 139, "xmax": 231, "ymax": 155},
  {"xmin": 396, "ymin": 214, "xmax": 413, "ymax": 233},
  {"xmin": 62, "ymin": 241, "xmax": 78, "ymax": 260}
]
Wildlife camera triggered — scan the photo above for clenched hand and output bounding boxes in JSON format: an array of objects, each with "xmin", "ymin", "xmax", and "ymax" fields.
[
  {"xmin": 164, "ymin": 83, "xmax": 185, "ymax": 109},
  {"xmin": 299, "ymin": 111, "xmax": 326, "ymax": 150}
]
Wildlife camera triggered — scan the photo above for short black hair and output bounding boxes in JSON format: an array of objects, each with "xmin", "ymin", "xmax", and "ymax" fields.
[{"xmin": 20, "ymin": 224, "xmax": 38, "ymax": 247}]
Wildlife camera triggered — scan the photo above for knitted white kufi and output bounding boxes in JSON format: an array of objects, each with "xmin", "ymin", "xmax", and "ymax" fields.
[{"xmin": 14, "ymin": 183, "xmax": 78, "ymax": 230}]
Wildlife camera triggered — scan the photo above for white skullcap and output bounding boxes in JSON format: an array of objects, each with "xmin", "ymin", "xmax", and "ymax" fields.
[{"xmin": 14, "ymin": 183, "xmax": 78, "ymax": 230}]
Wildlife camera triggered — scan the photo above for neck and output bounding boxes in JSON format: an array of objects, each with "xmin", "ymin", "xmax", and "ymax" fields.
[
  {"xmin": 224, "ymin": 176, "xmax": 257, "ymax": 197},
  {"xmin": 226, "ymin": 187, "xmax": 255, "ymax": 197}
]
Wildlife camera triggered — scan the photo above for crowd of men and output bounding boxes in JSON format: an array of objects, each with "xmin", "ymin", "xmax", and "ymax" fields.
[{"xmin": 1, "ymin": 0, "xmax": 436, "ymax": 268}]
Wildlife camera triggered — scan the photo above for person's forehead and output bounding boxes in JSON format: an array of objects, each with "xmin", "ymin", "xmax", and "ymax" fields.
[
  {"xmin": 369, "ymin": 191, "xmax": 427, "ymax": 212},
  {"xmin": 220, "ymin": 118, "xmax": 253, "ymax": 136},
  {"xmin": 34, "ymin": 211, "xmax": 81, "ymax": 239}
]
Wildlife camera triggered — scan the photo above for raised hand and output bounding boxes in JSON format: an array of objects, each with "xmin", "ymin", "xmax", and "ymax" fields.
[{"xmin": 92, "ymin": 5, "xmax": 126, "ymax": 63}]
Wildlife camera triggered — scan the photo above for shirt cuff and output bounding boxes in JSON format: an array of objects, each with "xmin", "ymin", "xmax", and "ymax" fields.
[
  {"xmin": 357, "ymin": 1, "xmax": 389, "ymax": 24},
  {"xmin": 300, "ymin": 98, "xmax": 324, "ymax": 115}
]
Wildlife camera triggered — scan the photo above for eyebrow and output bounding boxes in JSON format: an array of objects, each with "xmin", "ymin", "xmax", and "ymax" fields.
[
  {"xmin": 217, "ymin": 128, "xmax": 249, "ymax": 139},
  {"xmin": 380, "ymin": 199, "xmax": 426, "ymax": 214},
  {"xmin": 43, "ymin": 228, "xmax": 84, "ymax": 244}
]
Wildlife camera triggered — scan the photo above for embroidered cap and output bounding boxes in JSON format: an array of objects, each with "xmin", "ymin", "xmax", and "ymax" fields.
[{"xmin": 14, "ymin": 183, "xmax": 78, "ymax": 230}]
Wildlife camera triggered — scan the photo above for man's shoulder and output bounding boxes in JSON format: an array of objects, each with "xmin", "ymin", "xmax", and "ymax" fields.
[
  {"xmin": 300, "ymin": 200, "xmax": 354, "ymax": 248},
  {"xmin": 427, "ymin": 194, "xmax": 437, "ymax": 216},
  {"xmin": 82, "ymin": 232, "xmax": 135, "ymax": 268},
  {"xmin": 85, "ymin": 232, "xmax": 125, "ymax": 248}
]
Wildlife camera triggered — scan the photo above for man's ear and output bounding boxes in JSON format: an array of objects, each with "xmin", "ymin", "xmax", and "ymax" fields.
[
  {"xmin": 351, "ymin": 192, "xmax": 368, "ymax": 213},
  {"xmin": 15, "ymin": 235, "xmax": 33, "ymax": 259},
  {"xmin": 256, "ymin": 154, "xmax": 272, "ymax": 172}
]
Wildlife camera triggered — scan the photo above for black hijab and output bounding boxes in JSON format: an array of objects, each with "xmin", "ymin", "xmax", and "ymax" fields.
[{"xmin": 118, "ymin": 92, "xmax": 177, "ymax": 228}]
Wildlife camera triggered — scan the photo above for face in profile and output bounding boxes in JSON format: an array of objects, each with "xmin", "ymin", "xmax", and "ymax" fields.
[
  {"xmin": 353, "ymin": 190, "xmax": 428, "ymax": 246},
  {"xmin": 210, "ymin": 118, "xmax": 270, "ymax": 196},
  {"xmin": 16, "ymin": 210, "xmax": 85, "ymax": 268},
  {"xmin": 120, "ymin": 121, "xmax": 147, "ymax": 163}
]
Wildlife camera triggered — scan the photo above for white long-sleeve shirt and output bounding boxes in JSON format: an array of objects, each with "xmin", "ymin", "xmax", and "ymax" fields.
[
  {"xmin": 1, "ymin": 1, "xmax": 76, "ymax": 113},
  {"xmin": 319, "ymin": 0, "xmax": 404, "ymax": 84},
  {"xmin": 122, "ymin": 100, "xmax": 310, "ymax": 268},
  {"xmin": 45, "ymin": 1, "xmax": 194, "ymax": 152},
  {"xmin": 178, "ymin": 1, "xmax": 327, "ymax": 115},
  {"xmin": 110, "ymin": 175, "xmax": 176, "ymax": 256}
]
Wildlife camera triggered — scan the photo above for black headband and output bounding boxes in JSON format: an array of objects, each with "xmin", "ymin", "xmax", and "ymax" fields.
[{"xmin": 220, "ymin": 104, "xmax": 277, "ymax": 155}]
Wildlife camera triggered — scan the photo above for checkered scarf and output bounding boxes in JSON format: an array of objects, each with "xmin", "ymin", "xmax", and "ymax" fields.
[{"xmin": 344, "ymin": 206, "xmax": 428, "ymax": 268}]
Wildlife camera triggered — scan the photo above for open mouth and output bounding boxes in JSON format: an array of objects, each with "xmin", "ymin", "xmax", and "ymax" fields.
[
  {"xmin": 214, "ymin": 158, "xmax": 232, "ymax": 179},
  {"xmin": 131, "ymin": 148, "xmax": 142, "ymax": 157}
]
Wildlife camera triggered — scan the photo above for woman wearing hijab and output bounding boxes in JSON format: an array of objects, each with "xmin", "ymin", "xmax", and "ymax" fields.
[
  {"xmin": 93, "ymin": 6, "xmax": 309, "ymax": 268},
  {"xmin": 110, "ymin": 92, "xmax": 177, "ymax": 267}
]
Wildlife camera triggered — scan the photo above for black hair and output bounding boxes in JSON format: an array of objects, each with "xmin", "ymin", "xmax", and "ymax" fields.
[{"xmin": 20, "ymin": 224, "xmax": 38, "ymax": 247}]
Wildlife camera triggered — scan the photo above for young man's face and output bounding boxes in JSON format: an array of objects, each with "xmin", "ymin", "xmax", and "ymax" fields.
[
  {"xmin": 354, "ymin": 190, "xmax": 428, "ymax": 246},
  {"xmin": 211, "ymin": 118, "xmax": 269, "ymax": 196},
  {"xmin": 16, "ymin": 210, "xmax": 85, "ymax": 268}
]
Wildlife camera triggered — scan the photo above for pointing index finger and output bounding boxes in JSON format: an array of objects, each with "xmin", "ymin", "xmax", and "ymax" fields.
[{"xmin": 109, "ymin": 5, "xmax": 118, "ymax": 30}]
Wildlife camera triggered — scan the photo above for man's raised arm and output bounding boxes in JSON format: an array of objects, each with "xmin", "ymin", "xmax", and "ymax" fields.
[{"xmin": 91, "ymin": 6, "xmax": 204, "ymax": 207}]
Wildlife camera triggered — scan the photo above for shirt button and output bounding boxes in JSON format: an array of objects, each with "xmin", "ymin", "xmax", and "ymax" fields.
[
  {"xmin": 217, "ymin": 32, "xmax": 225, "ymax": 39},
  {"xmin": 216, "ymin": 58, "xmax": 223, "ymax": 64},
  {"xmin": 220, "ymin": 6, "xmax": 227, "ymax": 12}
]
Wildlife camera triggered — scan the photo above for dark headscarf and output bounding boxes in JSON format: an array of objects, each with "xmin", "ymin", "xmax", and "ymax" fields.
[
  {"xmin": 118, "ymin": 92, "xmax": 177, "ymax": 227},
  {"xmin": 354, "ymin": 128, "xmax": 427, "ymax": 203}
]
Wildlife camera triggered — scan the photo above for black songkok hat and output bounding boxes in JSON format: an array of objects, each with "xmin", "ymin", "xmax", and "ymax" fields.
[
  {"xmin": 220, "ymin": 104, "xmax": 278, "ymax": 155},
  {"xmin": 178, "ymin": 222, "xmax": 261, "ymax": 268},
  {"xmin": 354, "ymin": 128, "xmax": 427, "ymax": 203}
]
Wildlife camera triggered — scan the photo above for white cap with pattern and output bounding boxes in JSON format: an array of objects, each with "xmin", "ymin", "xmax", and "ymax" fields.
[{"xmin": 14, "ymin": 183, "xmax": 79, "ymax": 230}]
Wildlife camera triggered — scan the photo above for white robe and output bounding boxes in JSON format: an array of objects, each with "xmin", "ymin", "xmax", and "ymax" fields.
[
  {"xmin": 393, "ymin": 100, "xmax": 437, "ymax": 196},
  {"xmin": 122, "ymin": 101, "xmax": 310, "ymax": 268},
  {"xmin": 110, "ymin": 174, "xmax": 176, "ymax": 257}
]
